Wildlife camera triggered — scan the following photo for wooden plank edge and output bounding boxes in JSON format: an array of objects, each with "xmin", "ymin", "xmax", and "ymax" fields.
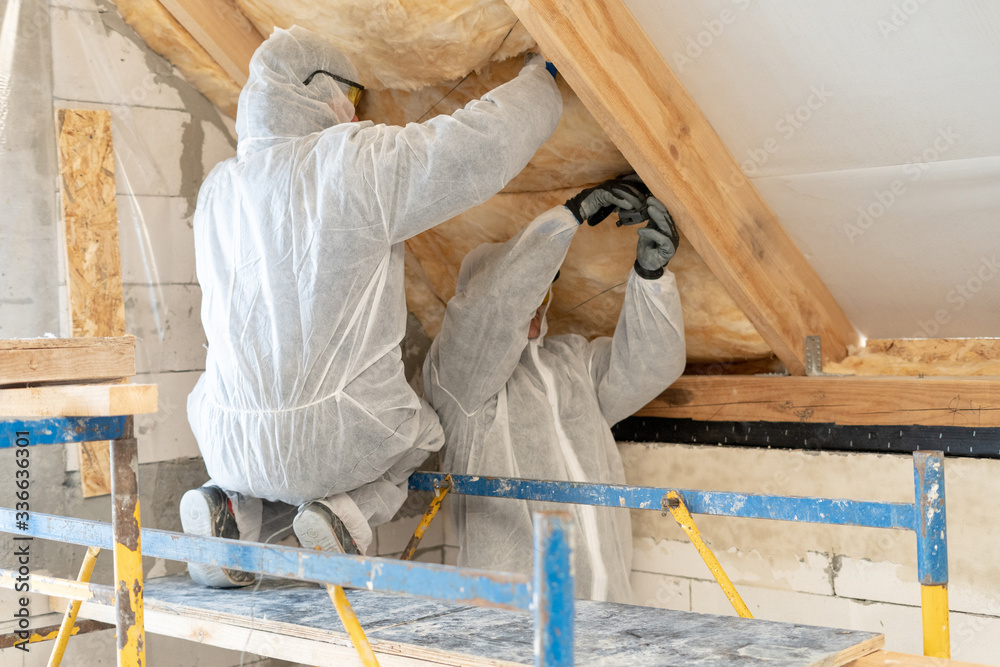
[
  {"xmin": 843, "ymin": 650, "xmax": 989, "ymax": 667},
  {"xmin": 826, "ymin": 634, "xmax": 885, "ymax": 667},
  {"xmin": 0, "ymin": 384, "xmax": 158, "ymax": 417},
  {"xmin": 637, "ymin": 375, "xmax": 1000, "ymax": 427},
  {"xmin": 0, "ymin": 335, "xmax": 135, "ymax": 350}
]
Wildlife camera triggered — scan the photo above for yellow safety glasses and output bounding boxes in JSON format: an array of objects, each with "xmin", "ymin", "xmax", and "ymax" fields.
[{"xmin": 302, "ymin": 70, "xmax": 365, "ymax": 107}]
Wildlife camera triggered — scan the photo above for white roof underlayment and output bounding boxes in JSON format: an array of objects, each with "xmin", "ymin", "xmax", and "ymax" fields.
[{"xmin": 625, "ymin": 0, "xmax": 1000, "ymax": 339}]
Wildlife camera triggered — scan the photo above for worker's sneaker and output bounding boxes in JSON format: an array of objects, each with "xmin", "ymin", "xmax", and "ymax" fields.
[
  {"xmin": 293, "ymin": 502, "xmax": 361, "ymax": 555},
  {"xmin": 179, "ymin": 486, "xmax": 256, "ymax": 588}
]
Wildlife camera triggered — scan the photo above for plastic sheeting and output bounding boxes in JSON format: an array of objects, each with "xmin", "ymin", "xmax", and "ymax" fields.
[
  {"xmin": 3, "ymin": 0, "xmax": 238, "ymax": 466},
  {"xmin": 0, "ymin": 0, "xmax": 60, "ymax": 338},
  {"xmin": 625, "ymin": 0, "xmax": 1000, "ymax": 339}
]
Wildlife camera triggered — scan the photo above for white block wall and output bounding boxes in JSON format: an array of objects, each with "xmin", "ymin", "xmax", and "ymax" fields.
[
  {"xmin": 622, "ymin": 443, "xmax": 1000, "ymax": 665},
  {"xmin": 49, "ymin": 0, "xmax": 235, "ymax": 469}
]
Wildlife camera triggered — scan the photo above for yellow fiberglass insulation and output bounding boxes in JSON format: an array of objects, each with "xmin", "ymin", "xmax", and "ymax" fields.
[
  {"xmin": 825, "ymin": 339, "xmax": 1000, "ymax": 376},
  {"xmin": 235, "ymin": 0, "xmax": 535, "ymax": 90},
  {"xmin": 111, "ymin": 0, "xmax": 772, "ymax": 364},
  {"xmin": 357, "ymin": 57, "xmax": 632, "ymax": 193}
]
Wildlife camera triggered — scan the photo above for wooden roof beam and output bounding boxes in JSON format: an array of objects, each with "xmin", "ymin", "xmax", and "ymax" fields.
[
  {"xmin": 158, "ymin": 0, "xmax": 263, "ymax": 86},
  {"xmin": 505, "ymin": 0, "xmax": 859, "ymax": 375}
]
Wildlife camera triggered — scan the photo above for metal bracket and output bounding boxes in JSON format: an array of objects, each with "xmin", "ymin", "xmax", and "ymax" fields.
[
  {"xmin": 804, "ymin": 335, "xmax": 852, "ymax": 377},
  {"xmin": 660, "ymin": 493, "xmax": 680, "ymax": 516},
  {"xmin": 432, "ymin": 476, "xmax": 452, "ymax": 498}
]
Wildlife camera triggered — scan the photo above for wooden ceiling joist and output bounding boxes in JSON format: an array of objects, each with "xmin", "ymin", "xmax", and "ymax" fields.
[
  {"xmin": 158, "ymin": 0, "xmax": 263, "ymax": 85},
  {"xmin": 505, "ymin": 0, "xmax": 860, "ymax": 375},
  {"xmin": 637, "ymin": 375, "xmax": 1000, "ymax": 428}
]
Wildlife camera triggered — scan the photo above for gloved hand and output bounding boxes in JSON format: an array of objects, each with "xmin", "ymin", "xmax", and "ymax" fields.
[
  {"xmin": 634, "ymin": 197, "xmax": 679, "ymax": 279},
  {"xmin": 523, "ymin": 52, "xmax": 558, "ymax": 79},
  {"xmin": 565, "ymin": 178, "xmax": 645, "ymax": 226}
]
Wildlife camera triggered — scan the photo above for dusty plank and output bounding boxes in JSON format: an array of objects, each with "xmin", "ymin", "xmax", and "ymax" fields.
[
  {"xmin": 0, "ymin": 384, "xmax": 158, "ymax": 417},
  {"xmin": 0, "ymin": 336, "xmax": 134, "ymax": 385},
  {"xmin": 638, "ymin": 375, "xmax": 1000, "ymax": 427},
  {"xmin": 71, "ymin": 576, "xmax": 881, "ymax": 667},
  {"xmin": 57, "ymin": 108, "xmax": 128, "ymax": 497},
  {"xmin": 158, "ymin": 0, "xmax": 262, "ymax": 85},
  {"xmin": 504, "ymin": 0, "xmax": 859, "ymax": 375}
]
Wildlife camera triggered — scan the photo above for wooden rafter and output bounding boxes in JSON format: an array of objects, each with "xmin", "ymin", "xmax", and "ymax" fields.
[
  {"xmin": 158, "ymin": 0, "xmax": 263, "ymax": 86},
  {"xmin": 505, "ymin": 0, "xmax": 859, "ymax": 375}
]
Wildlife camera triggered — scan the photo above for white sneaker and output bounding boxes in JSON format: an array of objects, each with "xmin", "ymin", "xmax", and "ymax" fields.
[
  {"xmin": 179, "ymin": 486, "xmax": 256, "ymax": 588},
  {"xmin": 293, "ymin": 501, "xmax": 360, "ymax": 555}
]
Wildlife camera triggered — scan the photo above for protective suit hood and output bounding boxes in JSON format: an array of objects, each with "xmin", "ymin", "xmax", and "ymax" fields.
[
  {"xmin": 456, "ymin": 240, "xmax": 554, "ymax": 343},
  {"xmin": 235, "ymin": 26, "xmax": 359, "ymax": 160}
]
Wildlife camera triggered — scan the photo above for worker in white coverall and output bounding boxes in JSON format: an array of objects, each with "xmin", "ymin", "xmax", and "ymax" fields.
[
  {"xmin": 423, "ymin": 177, "xmax": 686, "ymax": 603},
  {"xmin": 180, "ymin": 26, "xmax": 570, "ymax": 588}
]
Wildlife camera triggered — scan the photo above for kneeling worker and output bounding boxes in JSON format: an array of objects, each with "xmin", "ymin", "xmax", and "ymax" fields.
[
  {"xmin": 423, "ymin": 176, "xmax": 686, "ymax": 603},
  {"xmin": 180, "ymin": 26, "xmax": 563, "ymax": 587}
]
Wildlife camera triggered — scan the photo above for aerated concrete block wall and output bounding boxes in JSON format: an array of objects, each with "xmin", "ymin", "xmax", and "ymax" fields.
[{"xmin": 621, "ymin": 443, "xmax": 1000, "ymax": 664}]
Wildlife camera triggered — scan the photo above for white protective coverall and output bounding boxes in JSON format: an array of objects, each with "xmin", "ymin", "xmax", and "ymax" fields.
[
  {"xmin": 423, "ymin": 206, "xmax": 685, "ymax": 602},
  {"xmin": 187, "ymin": 27, "xmax": 562, "ymax": 552}
]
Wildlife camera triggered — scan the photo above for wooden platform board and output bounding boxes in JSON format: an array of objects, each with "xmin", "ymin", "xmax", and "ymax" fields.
[{"xmin": 77, "ymin": 576, "xmax": 882, "ymax": 666}]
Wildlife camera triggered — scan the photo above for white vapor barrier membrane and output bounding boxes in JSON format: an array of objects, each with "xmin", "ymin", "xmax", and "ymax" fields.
[
  {"xmin": 0, "ymin": 0, "xmax": 61, "ymax": 338},
  {"xmin": 756, "ymin": 155, "xmax": 1000, "ymax": 339},
  {"xmin": 623, "ymin": 0, "xmax": 1000, "ymax": 338}
]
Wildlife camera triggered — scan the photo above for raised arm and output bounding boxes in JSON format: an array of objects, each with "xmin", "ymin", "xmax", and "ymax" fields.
[
  {"xmin": 425, "ymin": 206, "xmax": 578, "ymax": 415},
  {"xmin": 586, "ymin": 268, "xmax": 685, "ymax": 427},
  {"xmin": 367, "ymin": 62, "xmax": 561, "ymax": 244}
]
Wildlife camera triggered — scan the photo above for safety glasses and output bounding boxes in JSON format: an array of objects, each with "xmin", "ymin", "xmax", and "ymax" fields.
[{"xmin": 302, "ymin": 70, "xmax": 365, "ymax": 107}]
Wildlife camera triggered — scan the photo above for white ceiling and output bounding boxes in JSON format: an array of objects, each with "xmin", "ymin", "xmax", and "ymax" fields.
[{"xmin": 624, "ymin": 0, "xmax": 1000, "ymax": 338}]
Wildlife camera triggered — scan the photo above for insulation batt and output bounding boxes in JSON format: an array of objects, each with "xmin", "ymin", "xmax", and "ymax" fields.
[
  {"xmin": 825, "ymin": 338, "xmax": 1000, "ymax": 376},
  {"xmin": 112, "ymin": 0, "xmax": 773, "ymax": 364},
  {"xmin": 358, "ymin": 58, "xmax": 632, "ymax": 193},
  {"xmin": 235, "ymin": 0, "xmax": 535, "ymax": 89}
]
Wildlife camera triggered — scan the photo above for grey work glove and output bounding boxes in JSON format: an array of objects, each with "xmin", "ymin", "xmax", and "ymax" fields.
[
  {"xmin": 565, "ymin": 178, "xmax": 645, "ymax": 226},
  {"xmin": 634, "ymin": 196, "xmax": 679, "ymax": 279}
]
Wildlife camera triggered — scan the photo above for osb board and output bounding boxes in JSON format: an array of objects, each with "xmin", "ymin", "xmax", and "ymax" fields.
[
  {"xmin": 827, "ymin": 339, "xmax": 1000, "ymax": 376},
  {"xmin": 0, "ymin": 336, "xmax": 135, "ymax": 386},
  {"xmin": 56, "ymin": 108, "xmax": 127, "ymax": 498},
  {"xmin": 78, "ymin": 576, "xmax": 883, "ymax": 666}
]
